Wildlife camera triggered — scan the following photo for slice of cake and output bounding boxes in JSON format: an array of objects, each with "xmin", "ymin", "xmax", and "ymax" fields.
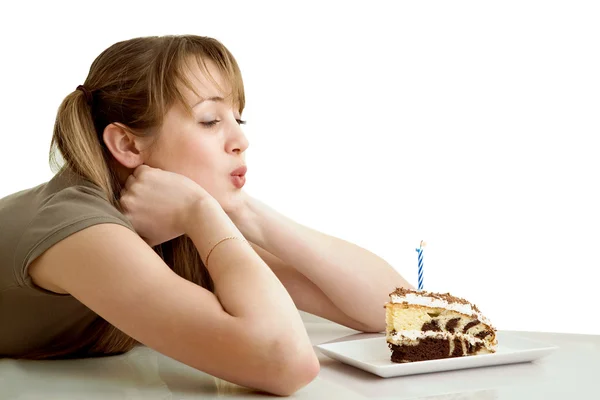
[{"xmin": 385, "ymin": 287, "xmax": 497, "ymax": 363}]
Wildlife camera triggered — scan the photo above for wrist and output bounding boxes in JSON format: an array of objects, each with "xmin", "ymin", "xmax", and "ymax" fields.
[
  {"xmin": 228, "ymin": 195, "xmax": 263, "ymax": 244},
  {"xmin": 181, "ymin": 194, "xmax": 222, "ymax": 233},
  {"xmin": 182, "ymin": 196, "xmax": 246, "ymax": 258}
]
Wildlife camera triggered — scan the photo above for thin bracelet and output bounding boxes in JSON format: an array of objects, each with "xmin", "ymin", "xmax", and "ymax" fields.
[{"xmin": 204, "ymin": 236, "xmax": 249, "ymax": 267}]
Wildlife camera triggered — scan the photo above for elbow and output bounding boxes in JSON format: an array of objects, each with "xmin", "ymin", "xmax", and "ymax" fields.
[
  {"xmin": 271, "ymin": 354, "xmax": 320, "ymax": 396},
  {"xmin": 261, "ymin": 339, "xmax": 320, "ymax": 396}
]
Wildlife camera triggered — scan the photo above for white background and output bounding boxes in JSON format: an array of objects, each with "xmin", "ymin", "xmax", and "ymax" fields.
[{"xmin": 1, "ymin": 1, "xmax": 598, "ymax": 334}]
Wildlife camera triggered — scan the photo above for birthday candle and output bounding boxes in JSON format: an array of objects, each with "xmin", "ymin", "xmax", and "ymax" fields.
[{"xmin": 416, "ymin": 240, "xmax": 426, "ymax": 290}]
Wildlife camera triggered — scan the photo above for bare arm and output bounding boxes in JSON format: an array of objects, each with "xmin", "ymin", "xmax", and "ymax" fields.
[
  {"xmin": 29, "ymin": 200, "xmax": 319, "ymax": 396},
  {"xmin": 250, "ymin": 242, "xmax": 381, "ymax": 332},
  {"xmin": 233, "ymin": 197, "xmax": 415, "ymax": 333}
]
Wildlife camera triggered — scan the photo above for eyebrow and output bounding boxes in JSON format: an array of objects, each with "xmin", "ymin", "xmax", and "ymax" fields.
[{"xmin": 192, "ymin": 96, "xmax": 225, "ymax": 108}]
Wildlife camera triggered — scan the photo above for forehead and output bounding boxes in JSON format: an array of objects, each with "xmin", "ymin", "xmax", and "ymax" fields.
[{"xmin": 179, "ymin": 58, "xmax": 232, "ymax": 106}]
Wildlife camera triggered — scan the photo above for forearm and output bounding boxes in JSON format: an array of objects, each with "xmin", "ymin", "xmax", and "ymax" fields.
[
  {"xmin": 239, "ymin": 198, "xmax": 414, "ymax": 331},
  {"xmin": 184, "ymin": 199, "xmax": 309, "ymax": 338}
]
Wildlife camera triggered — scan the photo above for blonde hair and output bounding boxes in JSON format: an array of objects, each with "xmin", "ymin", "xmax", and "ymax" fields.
[{"xmin": 22, "ymin": 35, "xmax": 245, "ymax": 359}]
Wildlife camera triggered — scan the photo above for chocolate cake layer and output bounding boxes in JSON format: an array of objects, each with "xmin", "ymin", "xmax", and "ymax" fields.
[
  {"xmin": 389, "ymin": 336, "xmax": 482, "ymax": 363},
  {"xmin": 462, "ymin": 320, "xmax": 480, "ymax": 333},
  {"xmin": 390, "ymin": 338, "xmax": 450, "ymax": 363},
  {"xmin": 451, "ymin": 338, "xmax": 463, "ymax": 357},
  {"xmin": 445, "ymin": 317, "xmax": 461, "ymax": 332}
]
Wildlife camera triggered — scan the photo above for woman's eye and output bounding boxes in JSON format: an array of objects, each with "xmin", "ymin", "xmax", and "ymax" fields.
[
  {"xmin": 200, "ymin": 120, "xmax": 220, "ymax": 127},
  {"xmin": 200, "ymin": 119, "xmax": 247, "ymax": 127}
]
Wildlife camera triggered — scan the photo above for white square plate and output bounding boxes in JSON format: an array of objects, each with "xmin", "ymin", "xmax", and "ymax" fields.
[{"xmin": 315, "ymin": 332, "xmax": 558, "ymax": 378}]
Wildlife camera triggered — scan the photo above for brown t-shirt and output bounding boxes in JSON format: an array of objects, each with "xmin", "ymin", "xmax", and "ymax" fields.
[{"xmin": 0, "ymin": 168, "xmax": 136, "ymax": 358}]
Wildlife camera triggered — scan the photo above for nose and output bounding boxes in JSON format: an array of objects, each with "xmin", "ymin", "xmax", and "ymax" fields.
[{"xmin": 226, "ymin": 117, "xmax": 249, "ymax": 155}]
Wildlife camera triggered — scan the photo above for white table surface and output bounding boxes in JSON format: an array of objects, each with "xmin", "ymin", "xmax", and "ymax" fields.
[{"xmin": 0, "ymin": 321, "xmax": 597, "ymax": 399}]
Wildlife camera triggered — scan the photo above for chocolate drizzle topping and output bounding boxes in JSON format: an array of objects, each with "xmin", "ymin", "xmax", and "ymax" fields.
[{"xmin": 390, "ymin": 287, "xmax": 482, "ymax": 313}]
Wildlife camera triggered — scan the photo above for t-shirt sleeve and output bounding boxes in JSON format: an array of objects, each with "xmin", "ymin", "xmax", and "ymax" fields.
[{"xmin": 13, "ymin": 184, "xmax": 137, "ymax": 292}]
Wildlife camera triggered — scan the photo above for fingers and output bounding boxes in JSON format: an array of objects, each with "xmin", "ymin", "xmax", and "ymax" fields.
[
  {"xmin": 121, "ymin": 164, "xmax": 151, "ymax": 208},
  {"xmin": 133, "ymin": 163, "xmax": 152, "ymax": 178},
  {"xmin": 125, "ymin": 173, "xmax": 136, "ymax": 191}
]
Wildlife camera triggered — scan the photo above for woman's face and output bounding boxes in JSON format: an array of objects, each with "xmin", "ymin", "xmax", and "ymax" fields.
[{"xmin": 145, "ymin": 61, "xmax": 249, "ymax": 211}]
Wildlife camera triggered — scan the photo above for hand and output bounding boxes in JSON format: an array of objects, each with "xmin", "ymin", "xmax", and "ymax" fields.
[
  {"xmin": 119, "ymin": 165, "xmax": 215, "ymax": 246},
  {"xmin": 223, "ymin": 192, "xmax": 262, "ymax": 244},
  {"xmin": 222, "ymin": 189, "xmax": 250, "ymax": 220}
]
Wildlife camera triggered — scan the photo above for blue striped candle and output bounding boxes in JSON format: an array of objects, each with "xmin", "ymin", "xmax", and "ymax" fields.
[{"xmin": 416, "ymin": 241, "xmax": 426, "ymax": 290}]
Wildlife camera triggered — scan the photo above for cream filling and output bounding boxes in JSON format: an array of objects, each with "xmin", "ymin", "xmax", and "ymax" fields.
[{"xmin": 390, "ymin": 293, "xmax": 493, "ymax": 327}]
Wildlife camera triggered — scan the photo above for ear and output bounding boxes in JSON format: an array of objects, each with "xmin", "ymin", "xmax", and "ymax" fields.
[{"xmin": 102, "ymin": 123, "xmax": 146, "ymax": 169}]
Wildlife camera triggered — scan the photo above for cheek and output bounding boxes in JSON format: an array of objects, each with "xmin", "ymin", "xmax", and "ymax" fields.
[
  {"xmin": 177, "ymin": 144, "xmax": 224, "ymax": 188},
  {"xmin": 150, "ymin": 134, "xmax": 227, "ymax": 193},
  {"xmin": 162, "ymin": 137, "xmax": 211, "ymax": 171}
]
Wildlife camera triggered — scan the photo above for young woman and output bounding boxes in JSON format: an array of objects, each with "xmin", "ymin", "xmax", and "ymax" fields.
[{"xmin": 0, "ymin": 34, "xmax": 412, "ymax": 395}]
